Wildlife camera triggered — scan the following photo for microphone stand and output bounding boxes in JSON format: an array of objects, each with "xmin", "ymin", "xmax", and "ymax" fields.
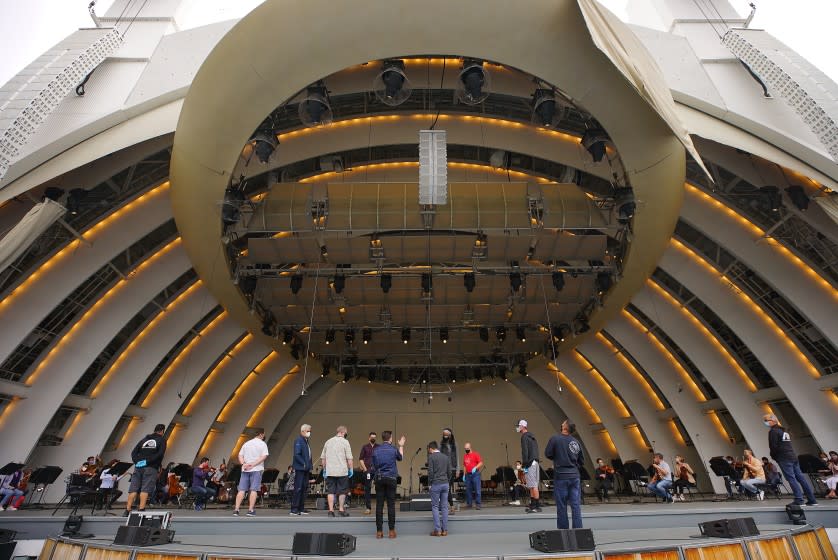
[
  {"xmin": 408, "ymin": 448, "xmax": 421, "ymax": 497},
  {"xmin": 501, "ymin": 442, "xmax": 511, "ymax": 505}
]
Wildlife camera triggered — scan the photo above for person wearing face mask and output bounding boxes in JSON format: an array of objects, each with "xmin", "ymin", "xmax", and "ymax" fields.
[
  {"xmin": 439, "ymin": 428, "xmax": 458, "ymax": 510},
  {"xmin": 545, "ymin": 419, "xmax": 584, "ymax": 529},
  {"xmin": 462, "ymin": 443, "xmax": 484, "ymax": 509},
  {"xmin": 290, "ymin": 423, "xmax": 313, "ymax": 515},
  {"xmin": 517, "ymin": 419, "xmax": 541, "ymax": 513},
  {"xmin": 821, "ymin": 451, "xmax": 838, "ymax": 499},
  {"xmin": 320, "ymin": 425, "xmax": 354, "ymax": 517},
  {"xmin": 594, "ymin": 458, "xmax": 614, "ymax": 501},
  {"xmin": 359, "ymin": 432, "xmax": 378, "ymax": 514},
  {"xmin": 763, "ymin": 414, "xmax": 817, "ymax": 507},
  {"xmin": 234, "ymin": 427, "xmax": 269, "ymax": 517}
]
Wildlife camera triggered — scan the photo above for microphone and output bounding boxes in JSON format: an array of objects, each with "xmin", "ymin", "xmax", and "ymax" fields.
[{"xmin": 415, "ymin": 447, "xmax": 422, "ymax": 454}]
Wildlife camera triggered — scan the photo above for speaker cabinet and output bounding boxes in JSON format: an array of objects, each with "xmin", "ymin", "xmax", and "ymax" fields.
[
  {"xmin": 0, "ymin": 541, "xmax": 15, "ymax": 560},
  {"xmin": 315, "ymin": 497, "xmax": 328, "ymax": 510},
  {"xmin": 529, "ymin": 529, "xmax": 596, "ymax": 552},
  {"xmin": 113, "ymin": 525, "xmax": 175, "ymax": 547},
  {"xmin": 292, "ymin": 533, "xmax": 356, "ymax": 556},
  {"xmin": 410, "ymin": 494, "xmax": 432, "ymax": 511},
  {"xmin": 699, "ymin": 517, "xmax": 759, "ymax": 538}
]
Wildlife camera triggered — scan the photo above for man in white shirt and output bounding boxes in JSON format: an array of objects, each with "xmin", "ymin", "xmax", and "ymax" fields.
[
  {"xmin": 320, "ymin": 425, "xmax": 353, "ymax": 517},
  {"xmin": 234, "ymin": 428, "xmax": 269, "ymax": 517},
  {"xmin": 648, "ymin": 453, "xmax": 674, "ymax": 504}
]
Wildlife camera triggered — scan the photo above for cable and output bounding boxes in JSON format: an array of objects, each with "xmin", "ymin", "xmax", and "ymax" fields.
[
  {"xmin": 429, "ymin": 58, "xmax": 447, "ymax": 130},
  {"xmin": 539, "ymin": 275, "xmax": 562, "ymax": 392},
  {"xmin": 122, "ymin": 0, "xmax": 151, "ymax": 38},
  {"xmin": 300, "ymin": 262, "xmax": 321, "ymax": 395}
]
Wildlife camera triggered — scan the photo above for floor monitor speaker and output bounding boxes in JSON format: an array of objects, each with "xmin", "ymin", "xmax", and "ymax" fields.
[
  {"xmin": 113, "ymin": 525, "xmax": 175, "ymax": 547},
  {"xmin": 292, "ymin": 533, "xmax": 356, "ymax": 556},
  {"xmin": 0, "ymin": 541, "xmax": 14, "ymax": 560},
  {"xmin": 315, "ymin": 497, "xmax": 328, "ymax": 510},
  {"xmin": 529, "ymin": 529, "xmax": 596, "ymax": 552},
  {"xmin": 698, "ymin": 517, "xmax": 759, "ymax": 538}
]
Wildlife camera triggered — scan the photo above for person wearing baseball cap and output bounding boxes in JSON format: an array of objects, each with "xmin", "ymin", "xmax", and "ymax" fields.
[{"xmin": 516, "ymin": 419, "xmax": 542, "ymax": 513}]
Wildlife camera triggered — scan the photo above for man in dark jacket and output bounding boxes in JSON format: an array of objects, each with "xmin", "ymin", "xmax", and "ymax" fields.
[
  {"xmin": 125, "ymin": 423, "xmax": 167, "ymax": 516},
  {"xmin": 439, "ymin": 428, "xmax": 457, "ymax": 508},
  {"xmin": 372, "ymin": 431, "xmax": 406, "ymax": 539},
  {"xmin": 290, "ymin": 423, "xmax": 313, "ymax": 515},
  {"xmin": 764, "ymin": 414, "xmax": 817, "ymax": 506},
  {"xmin": 427, "ymin": 441, "xmax": 451, "ymax": 536},
  {"xmin": 517, "ymin": 419, "xmax": 541, "ymax": 513},
  {"xmin": 545, "ymin": 419, "xmax": 584, "ymax": 529}
]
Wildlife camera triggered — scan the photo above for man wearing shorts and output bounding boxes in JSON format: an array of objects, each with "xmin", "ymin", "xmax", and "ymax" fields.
[
  {"xmin": 320, "ymin": 425, "xmax": 353, "ymax": 517},
  {"xmin": 234, "ymin": 427, "xmax": 269, "ymax": 517},
  {"xmin": 125, "ymin": 423, "xmax": 167, "ymax": 516},
  {"xmin": 517, "ymin": 419, "xmax": 542, "ymax": 513}
]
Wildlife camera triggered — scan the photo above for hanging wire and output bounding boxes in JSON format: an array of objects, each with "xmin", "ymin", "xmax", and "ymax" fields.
[
  {"xmin": 123, "ymin": 0, "xmax": 151, "ymax": 38},
  {"xmin": 429, "ymin": 58, "xmax": 447, "ymax": 130},
  {"xmin": 538, "ymin": 276, "xmax": 562, "ymax": 392},
  {"xmin": 300, "ymin": 262, "xmax": 321, "ymax": 395}
]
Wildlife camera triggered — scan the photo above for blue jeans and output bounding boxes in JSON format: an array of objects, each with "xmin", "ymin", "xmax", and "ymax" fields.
[
  {"xmin": 0, "ymin": 488, "xmax": 23, "ymax": 507},
  {"xmin": 554, "ymin": 478, "xmax": 582, "ymax": 529},
  {"xmin": 648, "ymin": 479, "xmax": 673, "ymax": 501},
  {"xmin": 191, "ymin": 485, "xmax": 216, "ymax": 506},
  {"xmin": 464, "ymin": 472, "xmax": 481, "ymax": 506},
  {"xmin": 430, "ymin": 483, "xmax": 449, "ymax": 532},
  {"xmin": 291, "ymin": 469, "xmax": 309, "ymax": 513},
  {"xmin": 778, "ymin": 460, "xmax": 816, "ymax": 503}
]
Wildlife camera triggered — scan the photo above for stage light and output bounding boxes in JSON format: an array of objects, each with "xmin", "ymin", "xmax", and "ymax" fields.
[
  {"xmin": 581, "ymin": 128, "xmax": 609, "ymax": 163},
  {"xmin": 325, "ymin": 329, "xmax": 335, "ymax": 345},
  {"xmin": 759, "ymin": 185, "xmax": 782, "ymax": 212},
  {"xmin": 479, "ymin": 327, "xmax": 489, "ymax": 342},
  {"xmin": 239, "ymin": 276, "xmax": 257, "ymax": 297},
  {"xmin": 500, "ymin": 370, "xmax": 508, "ymax": 382},
  {"xmin": 532, "ymin": 88, "xmax": 557, "ymax": 127},
  {"xmin": 552, "ymin": 271, "xmax": 565, "ymax": 292},
  {"xmin": 343, "ymin": 371, "xmax": 351, "ymax": 383},
  {"xmin": 457, "ymin": 59, "xmax": 490, "ymax": 105},
  {"xmin": 251, "ymin": 130, "xmax": 278, "ymax": 163},
  {"xmin": 67, "ymin": 188, "xmax": 88, "ymax": 215},
  {"xmin": 321, "ymin": 364, "xmax": 330, "ymax": 377},
  {"xmin": 785, "ymin": 185, "xmax": 809, "ymax": 211},
  {"xmin": 345, "ymin": 329, "xmax": 355, "ymax": 345},
  {"xmin": 290, "ymin": 344, "xmax": 301, "ymax": 360},
  {"xmin": 362, "ymin": 328, "xmax": 372, "ymax": 345},
  {"xmin": 476, "ymin": 371, "xmax": 483, "ymax": 382},
  {"xmin": 519, "ymin": 362, "xmax": 528, "ymax": 376},
  {"xmin": 290, "ymin": 274, "xmax": 303, "ymax": 294},
  {"xmin": 261, "ymin": 315, "xmax": 275, "ymax": 337},
  {"xmin": 614, "ymin": 186, "xmax": 636, "ymax": 224},
  {"xmin": 374, "ymin": 60, "xmax": 411, "ymax": 106},
  {"xmin": 422, "ymin": 273, "xmax": 433, "ymax": 292},
  {"xmin": 464, "ymin": 272, "xmax": 476, "ymax": 292},
  {"xmin": 43, "ymin": 186, "xmax": 65, "ymax": 201},
  {"xmin": 221, "ymin": 187, "xmax": 245, "ymax": 226},
  {"xmin": 333, "ymin": 274, "xmax": 345, "ymax": 294},
  {"xmin": 282, "ymin": 329, "xmax": 293, "ymax": 345},
  {"xmin": 576, "ymin": 318, "xmax": 590, "ymax": 334},
  {"xmin": 367, "ymin": 370, "xmax": 375, "ymax": 383},
  {"xmin": 381, "ymin": 273, "xmax": 392, "ymax": 293},
  {"xmin": 299, "ymin": 84, "xmax": 332, "ymax": 127},
  {"xmin": 440, "ymin": 328, "xmax": 448, "ymax": 344},
  {"xmin": 402, "ymin": 327, "xmax": 411, "ymax": 344},
  {"xmin": 516, "ymin": 326, "xmax": 526, "ymax": 342},
  {"xmin": 394, "ymin": 371, "xmax": 401, "ymax": 384},
  {"xmin": 509, "ymin": 271, "xmax": 522, "ymax": 292},
  {"xmin": 496, "ymin": 326, "xmax": 507, "ymax": 343},
  {"xmin": 596, "ymin": 272, "xmax": 613, "ymax": 295},
  {"xmin": 786, "ymin": 503, "xmax": 806, "ymax": 525}
]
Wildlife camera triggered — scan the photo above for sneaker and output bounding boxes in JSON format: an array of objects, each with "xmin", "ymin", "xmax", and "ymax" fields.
[
  {"xmin": 364, "ymin": 508, "xmax": 371, "ymax": 515},
  {"xmin": 338, "ymin": 511, "xmax": 350, "ymax": 517},
  {"xmin": 246, "ymin": 510, "xmax": 256, "ymax": 516},
  {"xmin": 0, "ymin": 507, "xmax": 5, "ymax": 512},
  {"xmin": 233, "ymin": 510, "xmax": 240, "ymax": 516},
  {"xmin": 525, "ymin": 507, "xmax": 536, "ymax": 513},
  {"xmin": 328, "ymin": 511, "xmax": 336, "ymax": 517},
  {"xmin": 300, "ymin": 510, "xmax": 310, "ymax": 515},
  {"xmin": 804, "ymin": 501, "xmax": 818, "ymax": 507},
  {"xmin": 509, "ymin": 500, "xmax": 521, "ymax": 506},
  {"xmin": 475, "ymin": 505, "xmax": 481, "ymax": 510},
  {"xmin": 758, "ymin": 491, "xmax": 765, "ymax": 501},
  {"xmin": 289, "ymin": 511, "xmax": 301, "ymax": 516}
]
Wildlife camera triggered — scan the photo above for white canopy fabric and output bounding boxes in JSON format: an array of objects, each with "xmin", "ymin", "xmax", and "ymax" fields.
[
  {"xmin": 577, "ymin": 0, "xmax": 711, "ymax": 180},
  {"xmin": 0, "ymin": 198, "xmax": 66, "ymax": 273},
  {"xmin": 814, "ymin": 193, "xmax": 838, "ymax": 226}
]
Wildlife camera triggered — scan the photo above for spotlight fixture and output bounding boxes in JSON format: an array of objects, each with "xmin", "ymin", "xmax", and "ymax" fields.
[
  {"xmin": 261, "ymin": 314, "xmax": 276, "ymax": 337},
  {"xmin": 552, "ymin": 324, "xmax": 570, "ymax": 343},
  {"xmin": 464, "ymin": 272, "xmax": 476, "ymax": 293},
  {"xmin": 456, "ymin": 59, "xmax": 490, "ymax": 105},
  {"xmin": 298, "ymin": 83, "xmax": 333, "ymax": 127},
  {"xmin": 290, "ymin": 344, "xmax": 301, "ymax": 360},
  {"xmin": 239, "ymin": 275, "xmax": 257, "ymax": 297},
  {"xmin": 251, "ymin": 130, "xmax": 278, "ymax": 164},
  {"xmin": 614, "ymin": 186, "xmax": 636, "ymax": 224},
  {"xmin": 496, "ymin": 326, "xmax": 507, "ymax": 343},
  {"xmin": 531, "ymin": 88, "xmax": 561, "ymax": 127},
  {"xmin": 552, "ymin": 271, "xmax": 565, "ymax": 292},
  {"xmin": 785, "ymin": 185, "xmax": 809, "ymax": 211},
  {"xmin": 43, "ymin": 186, "xmax": 65, "ymax": 202},
  {"xmin": 421, "ymin": 273, "xmax": 433, "ymax": 292},
  {"xmin": 758, "ymin": 185, "xmax": 782, "ymax": 212},
  {"xmin": 516, "ymin": 326, "xmax": 527, "ymax": 342},
  {"xmin": 282, "ymin": 329, "xmax": 293, "ymax": 345},
  {"xmin": 380, "ymin": 273, "xmax": 392, "ymax": 293},
  {"xmin": 221, "ymin": 187, "xmax": 246, "ymax": 226},
  {"xmin": 332, "ymin": 274, "xmax": 345, "ymax": 294},
  {"xmin": 519, "ymin": 361, "xmax": 528, "ymax": 376},
  {"xmin": 581, "ymin": 127, "xmax": 609, "ymax": 163},
  {"xmin": 321, "ymin": 363, "xmax": 330, "ymax": 377},
  {"xmin": 509, "ymin": 271, "xmax": 522, "ymax": 292},
  {"xmin": 394, "ymin": 370, "xmax": 402, "ymax": 384},
  {"xmin": 479, "ymin": 327, "xmax": 489, "ymax": 342},
  {"xmin": 440, "ymin": 328, "xmax": 448, "ymax": 344},
  {"xmin": 290, "ymin": 274, "xmax": 303, "ymax": 295},
  {"xmin": 325, "ymin": 329, "xmax": 335, "ymax": 345},
  {"xmin": 500, "ymin": 370, "xmax": 508, "ymax": 382},
  {"xmin": 785, "ymin": 503, "xmax": 807, "ymax": 525},
  {"xmin": 476, "ymin": 370, "xmax": 483, "ymax": 382},
  {"xmin": 367, "ymin": 370, "xmax": 375, "ymax": 383},
  {"xmin": 401, "ymin": 327, "xmax": 411, "ymax": 344},
  {"xmin": 66, "ymin": 188, "xmax": 88, "ymax": 215},
  {"xmin": 595, "ymin": 272, "xmax": 613, "ymax": 295},
  {"xmin": 345, "ymin": 329, "xmax": 355, "ymax": 345},
  {"xmin": 343, "ymin": 371, "xmax": 351, "ymax": 383},
  {"xmin": 373, "ymin": 59, "xmax": 412, "ymax": 106},
  {"xmin": 362, "ymin": 328, "xmax": 372, "ymax": 345},
  {"xmin": 575, "ymin": 318, "xmax": 591, "ymax": 334}
]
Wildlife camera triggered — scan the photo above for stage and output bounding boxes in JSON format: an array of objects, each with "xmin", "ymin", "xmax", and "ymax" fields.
[{"xmin": 6, "ymin": 500, "xmax": 838, "ymax": 559}]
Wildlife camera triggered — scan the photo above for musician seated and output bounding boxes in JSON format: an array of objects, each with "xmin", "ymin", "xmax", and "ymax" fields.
[
  {"xmin": 191, "ymin": 458, "xmax": 217, "ymax": 511},
  {"xmin": 207, "ymin": 461, "xmax": 226, "ymax": 493},
  {"xmin": 594, "ymin": 458, "xmax": 615, "ymax": 501},
  {"xmin": 79, "ymin": 456, "xmax": 102, "ymax": 477},
  {"xmin": 647, "ymin": 453, "xmax": 674, "ymax": 503},
  {"xmin": 98, "ymin": 459, "xmax": 125, "ymax": 509},
  {"xmin": 821, "ymin": 451, "xmax": 838, "ymax": 499},
  {"xmin": 737, "ymin": 449, "xmax": 766, "ymax": 500},
  {"xmin": 723, "ymin": 455, "xmax": 743, "ymax": 498},
  {"xmin": 0, "ymin": 466, "xmax": 24, "ymax": 511},
  {"xmin": 672, "ymin": 455, "xmax": 696, "ymax": 501},
  {"xmin": 506, "ymin": 461, "xmax": 527, "ymax": 505}
]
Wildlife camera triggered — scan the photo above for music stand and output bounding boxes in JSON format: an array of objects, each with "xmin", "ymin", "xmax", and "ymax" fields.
[
  {"xmin": 94, "ymin": 462, "xmax": 132, "ymax": 516},
  {"xmin": 260, "ymin": 468, "xmax": 280, "ymax": 507},
  {"xmin": 26, "ymin": 466, "xmax": 63, "ymax": 508},
  {"xmin": 709, "ymin": 456, "xmax": 740, "ymax": 500}
]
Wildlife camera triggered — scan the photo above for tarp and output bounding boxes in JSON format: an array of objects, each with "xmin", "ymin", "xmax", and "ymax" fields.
[
  {"xmin": 0, "ymin": 198, "xmax": 66, "ymax": 273},
  {"xmin": 577, "ymin": 0, "xmax": 712, "ymax": 180}
]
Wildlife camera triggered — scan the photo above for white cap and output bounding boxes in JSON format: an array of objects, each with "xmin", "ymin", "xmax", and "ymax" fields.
[{"xmin": 517, "ymin": 419, "xmax": 528, "ymax": 428}]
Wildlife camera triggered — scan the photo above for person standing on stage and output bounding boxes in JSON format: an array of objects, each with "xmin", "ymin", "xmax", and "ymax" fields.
[
  {"xmin": 439, "ymin": 428, "xmax": 458, "ymax": 509},
  {"xmin": 517, "ymin": 419, "xmax": 542, "ymax": 513},
  {"xmin": 545, "ymin": 419, "xmax": 584, "ymax": 529},
  {"xmin": 320, "ymin": 425, "xmax": 353, "ymax": 517},
  {"xmin": 359, "ymin": 432, "xmax": 377, "ymax": 515},
  {"xmin": 764, "ymin": 414, "xmax": 818, "ymax": 506},
  {"xmin": 372, "ymin": 431, "xmax": 406, "ymax": 539},
  {"xmin": 462, "ymin": 442, "xmax": 484, "ymax": 509},
  {"xmin": 125, "ymin": 423, "xmax": 167, "ymax": 516},
  {"xmin": 290, "ymin": 423, "xmax": 313, "ymax": 515},
  {"xmin": 427, "ymin": 440, "xmax": 450, "ymax": 536},
  {"xmin": 233, "ymin": 427, "xmax": 269, "ymax": 517}
]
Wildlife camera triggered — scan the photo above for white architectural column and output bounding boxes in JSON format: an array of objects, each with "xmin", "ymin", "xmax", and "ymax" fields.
[
  {"xmin": 605, "ymin": 312, "xmax": 735, "ymax": 494},
  {"xmin": 31, "ymin": 281, "xmax": 211, "ymax": 494},
  {"xmin": 632, "ymin": 281, "xmax": 770, "ymax": 459},
  {"xmin": 680, "ymin": 185, "xmax": 838, "ymax": 342},
  {"xmin": 0, "ymin": 240, "xmax": 190, "ymax": 465},
  {"xmin": 660, "ymin": 242, "xmax": 838, "ymax": 452},
  {"xmin": 0, "ymin": 184, "xmax": 171, "ymax": 364}
]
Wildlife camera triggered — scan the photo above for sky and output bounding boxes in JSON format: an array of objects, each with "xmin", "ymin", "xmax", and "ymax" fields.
[{"xmin": 0, "ymin": 0, "xmax": 836, "ymax": 88}]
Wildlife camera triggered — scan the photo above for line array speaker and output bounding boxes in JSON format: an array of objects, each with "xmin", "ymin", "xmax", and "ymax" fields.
[
  {"xmin": 698, "ymin": 517, "xmax": 759, "ymax": 538},
  {"xmin": 292, "ymin": 533, "xmax": 356, "ymax": 556},
  {"xmin": 529, "ymin": 529, "xmax": 596, "ymax": 552}
]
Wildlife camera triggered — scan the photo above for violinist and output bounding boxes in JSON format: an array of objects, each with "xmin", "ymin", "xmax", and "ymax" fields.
[
  {"xmin": 508, "ymin": 460, "xmax": 527, "ymax": 506},
  {"xmin": 647, "ymin": 453, "xmax": 674, "ymax": 503},
  {"xmin": 722, "ymin": 455, "xmax": 743, "ymax": 498},
  {"xmin": 0, "ymin": 465, "xmax": 24, "ymax": 511},
  {"xmin": 820, "ymin": 451, "xmax": 838, "ymax": 499},
  {"xmin": 191, "ymin": 457, "xmax": 217, "ymax": 511},
  {"xmin": 98, "ymin": 459, "xmax": 128, "ymax": 509},
  {"xmin": 594, "ymin": 458, "xmax": 615, "ymax": 501},
  {"xmin": 739, "ymin": 449, "xmax": 766, "ymax": 500},
  {"xmin": 671, "ymin": 455, "xmax": 696, "ymax": 501}
]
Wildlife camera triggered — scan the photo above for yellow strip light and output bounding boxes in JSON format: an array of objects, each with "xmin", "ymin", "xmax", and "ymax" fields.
[
  {"xmin": 685, "ymin": 184, "xmax": 836, "ymax": 302},
  {"xmin": 600, "ymin": 429, "xmax": 618, "ymax": 457},
  {"xmin": 646, "ymin": 279, "xmax": 757, "ymax": 392},
  {"xmin": 626, "ymin": 424, "xmax": 649, "ymax": 451},
  {"xmin": 140, "ymin": 309, "xmax": 228, "ymax": 407},
  {"xmin": 668, "ymin": 419, "xmax": 687, "ymax": 447},
  {"xmin": 216, "ymin": 352, "xmax": 281, "ymax": 423},
  {"xmin": 91, "ymin": 280, "xmax": 203, "ymax": 398},
  {"xmin": 23, "ymin": 237, "xmax": 181, "ymax": 387},
  {"xmin": 182, "ymin": 333, "xmax": 255, "ymax": 416},
  {"xmin": 595, "ymin": 333, "xmax": 665, "ymax": 410},
  {"xmin": 299, "ymin": 160, "xmax": 555, "ymax": 184},
  {"xmin": 246, "ymin": 365, "xmax": 300, "ymax": 428},
  {"xmin": 621, "ymin": 309, "xmax": 706, "ymax": 402},
  {"xmin": 670, "ymin": 238, "xmax": 821, "ymax": 379},
  {"xmin": 547, "ymin": 362, "xmax": 601, "ymax": 424},
  {"xmin": 0, "ymin": 182, "xmax": 169, "ymax": 313},
  {"xmin": 706, "ymin": 409, "xmax": 732, "ymax": 442},
  {"xmin": 572, "ymin": 352, "xmax": 630, "ymax": 418}
]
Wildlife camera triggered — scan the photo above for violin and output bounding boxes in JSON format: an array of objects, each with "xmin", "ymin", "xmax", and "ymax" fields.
[
  {"xmin": 167, "ymin": 472, "xmax": 184, "ymax": 497},
  {"xmin": 17, "ymin": 471, "xmax": 31, "ymax": 492},
  {"xmin": 517, "ymin": 469, "xmax": 526, "ymax": 484}
]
